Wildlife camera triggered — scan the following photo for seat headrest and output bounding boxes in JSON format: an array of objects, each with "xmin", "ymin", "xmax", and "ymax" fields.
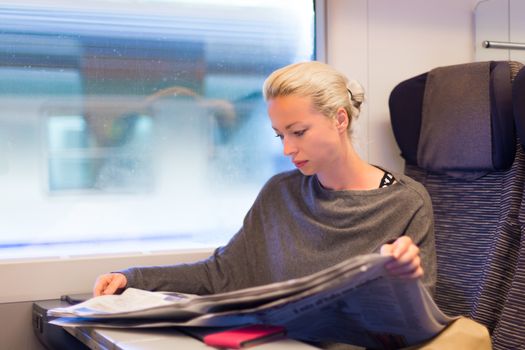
[
  {"xmin": 389, "ymin": 61, "xmax": 515, "ymax": 179},
  {"xmin": 514, "ymin": 66, "xmax": 525, "ymax": 150}
]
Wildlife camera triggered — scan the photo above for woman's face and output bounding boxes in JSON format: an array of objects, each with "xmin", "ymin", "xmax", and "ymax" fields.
[{"xmin": 267, "ymin": 95, "xmax": 345, "ymax": 176}]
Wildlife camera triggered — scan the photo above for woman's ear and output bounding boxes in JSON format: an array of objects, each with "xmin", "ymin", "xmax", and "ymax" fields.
[{"xmin": 335, "ymin": 107, "xmax": 349, "ymax": 132}]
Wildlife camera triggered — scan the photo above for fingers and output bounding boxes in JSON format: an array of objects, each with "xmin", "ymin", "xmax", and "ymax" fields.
[
  {"xmin": 380, "ymin": 243, "xmax": 394, "ymax": 256},
  {"xmin": 93, "ymin": 273, "xmax": 127, "ymax": 297},
  {"xmin": 391, "ymin": 236, "xmax": 414, "ymax": 258},
  {"xmin": 93, "ymin": 275, "xmax": 109, "ymax": 297},
  {"xmin": 105, "ymin": 274, "xmax": 127, "ymax": 295},
  {"xmin": 381, "ymin": 236, "xmax": 424, "ymax": 279},
  {"xmin": 388, "ymin": 254, "xmax": 423, "ymax": 278}
]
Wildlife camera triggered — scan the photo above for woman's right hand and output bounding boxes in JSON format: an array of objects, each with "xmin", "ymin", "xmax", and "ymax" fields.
[{"xmin": 93, "ymin": 273, "xmax": 128, "ymax": 297}]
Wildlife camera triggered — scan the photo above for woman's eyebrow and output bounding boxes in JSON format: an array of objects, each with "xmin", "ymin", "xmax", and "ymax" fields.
[
  {"xmin": 285, "ymin": 122, "xmax": 300, "ymax": 130},
  {"xmin": 272, "ymin": 122, "xmax": 308, "ymax": 133}
]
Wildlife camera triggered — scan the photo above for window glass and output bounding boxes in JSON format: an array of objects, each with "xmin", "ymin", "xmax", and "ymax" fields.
[{"xmin": 0, "ymin": 0, "xmax": 315, "ymax": 258}]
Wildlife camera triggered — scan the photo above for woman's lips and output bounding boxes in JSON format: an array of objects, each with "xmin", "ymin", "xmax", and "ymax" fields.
[{"xmin": 294, "ymin": 160, "xmax": 308, "ymax": 168}]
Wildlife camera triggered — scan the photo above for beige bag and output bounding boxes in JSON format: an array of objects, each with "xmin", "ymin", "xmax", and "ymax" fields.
[{"xmin": 403, "ymin": 317, "xmax": 491, "ymax": 350}]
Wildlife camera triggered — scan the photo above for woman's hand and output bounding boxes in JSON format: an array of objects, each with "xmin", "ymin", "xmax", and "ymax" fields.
[
  {"xmin": 93, "ymin": 273, "xmax": 128, "ymax": 297},
  {"xmin": 380, "ymin": 236, "xmax": 423, "ymax": 279}
]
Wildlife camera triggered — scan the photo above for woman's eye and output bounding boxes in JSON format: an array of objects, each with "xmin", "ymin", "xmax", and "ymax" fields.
[
  {"xmin": 293, "ymin": 129, "xmax": 306, "ymax": 137},
  {"xmin": 274, "ymin": 133, "xmax": 284, "ymax": 140}
]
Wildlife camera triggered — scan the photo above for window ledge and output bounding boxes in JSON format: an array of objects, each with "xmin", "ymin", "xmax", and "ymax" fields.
[{"xmin": 0, "ymin": 248, "xmax": 212, "ymax": 303}]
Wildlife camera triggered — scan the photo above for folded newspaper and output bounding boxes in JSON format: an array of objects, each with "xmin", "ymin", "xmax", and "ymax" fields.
[{"xmin": 49, "ymin": 254, "xmax": 455, "ymax": 349}]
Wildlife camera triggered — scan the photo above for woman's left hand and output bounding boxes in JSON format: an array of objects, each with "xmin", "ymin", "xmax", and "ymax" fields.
[{"xmin": 380, "ymin": 236, "xmax": 423, "ymax": 279}]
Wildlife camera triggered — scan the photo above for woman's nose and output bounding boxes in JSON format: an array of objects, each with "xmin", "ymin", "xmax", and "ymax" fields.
[{"xmin": 282, "ymin": 136, "xmax": 297, "ymax": 156}]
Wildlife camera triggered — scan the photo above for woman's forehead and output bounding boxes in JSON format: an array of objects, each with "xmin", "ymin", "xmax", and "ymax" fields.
[
  {"xmin": 267, "ymin": 95, "xmax": 316, "ymax": 115},
  {"xmin": 268, "ymin": 95, "xmax": 329, "ymax": 129}
]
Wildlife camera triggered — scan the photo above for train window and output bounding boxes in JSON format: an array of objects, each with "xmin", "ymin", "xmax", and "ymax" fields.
[
  {"xmin": 0, "ymin": 0, "xmax": 315, "ymax": 258},
  {"xmin": 0, "ymin": 0, "xmax": 316, "ymax": 258}
]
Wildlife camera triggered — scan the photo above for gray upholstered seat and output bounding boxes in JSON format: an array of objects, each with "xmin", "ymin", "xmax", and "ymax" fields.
[
  {"xmin": 389, "ymin": 61, "xmax": 524, "ymax": 350},
  {"xmin": 488, "ymin": 64, "xmax": 525, "ymax": 349}
]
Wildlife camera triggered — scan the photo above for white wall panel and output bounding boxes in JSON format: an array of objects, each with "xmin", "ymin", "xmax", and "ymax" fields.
[
  {"xmin": 510, "ymin": 0, "xmax": 525, "ymax": 62},
  {"xmin": 327, "ymin": 0, "xmax": 478, "ymax": 171}
]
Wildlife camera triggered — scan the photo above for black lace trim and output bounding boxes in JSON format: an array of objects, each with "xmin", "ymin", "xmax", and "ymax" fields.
[{"xmin": 379, "ymin": 171, "xmax": 395, "ymax": 188}]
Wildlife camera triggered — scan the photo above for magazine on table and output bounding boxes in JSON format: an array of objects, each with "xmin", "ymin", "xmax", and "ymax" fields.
[{"xmin": 49, "ymin": 253, "xmax": 455, "ymax": 349}]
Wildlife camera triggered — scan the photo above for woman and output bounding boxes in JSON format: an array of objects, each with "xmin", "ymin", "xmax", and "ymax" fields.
[{"xmin": 94, "ymin": 61, "xmax": 436, "ymax": 299}]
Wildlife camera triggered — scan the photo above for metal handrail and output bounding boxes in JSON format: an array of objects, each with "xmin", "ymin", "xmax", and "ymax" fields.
[{"xmin": 483, "ymin": 40, "xmax": 525, "ymax": 50}]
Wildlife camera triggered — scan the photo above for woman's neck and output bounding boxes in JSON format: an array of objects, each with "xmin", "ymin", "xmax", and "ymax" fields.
[{"xmin": 317, "ymin": 143, "xmax": 384, "ymax": 191}]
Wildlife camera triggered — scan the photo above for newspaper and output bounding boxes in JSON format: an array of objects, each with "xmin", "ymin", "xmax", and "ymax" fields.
[{"xmin": 49, "ymin": 254, "xmax": 455, "ymax": 349}]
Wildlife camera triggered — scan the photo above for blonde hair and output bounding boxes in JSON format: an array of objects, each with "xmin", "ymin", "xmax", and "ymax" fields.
[{"xmin": 263, "ymin": 61, "xmax": 364, "ymax": 130}]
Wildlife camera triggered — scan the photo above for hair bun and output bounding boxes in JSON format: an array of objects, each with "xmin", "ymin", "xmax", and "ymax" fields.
[
  {"xmin": 347, "ymin": 80, "xmax": 365, "ymax": 105},
  {"xmin": 347, "ymin": 79, "xmax": 364, "ymax": 120}
]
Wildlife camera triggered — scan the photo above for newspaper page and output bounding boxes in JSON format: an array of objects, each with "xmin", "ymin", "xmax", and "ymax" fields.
[
  {"xmin": 49, "ymin": 253, "xmax": 455, "ymax": 349},
  {"xmin": 48, "ymin": 254, "xmax": 385, "ymax": 319}
]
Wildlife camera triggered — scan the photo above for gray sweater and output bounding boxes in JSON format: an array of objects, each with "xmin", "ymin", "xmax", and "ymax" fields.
[{"xmin": 121, "ymin": 169, "xmax": 436, "ymax": 295}]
